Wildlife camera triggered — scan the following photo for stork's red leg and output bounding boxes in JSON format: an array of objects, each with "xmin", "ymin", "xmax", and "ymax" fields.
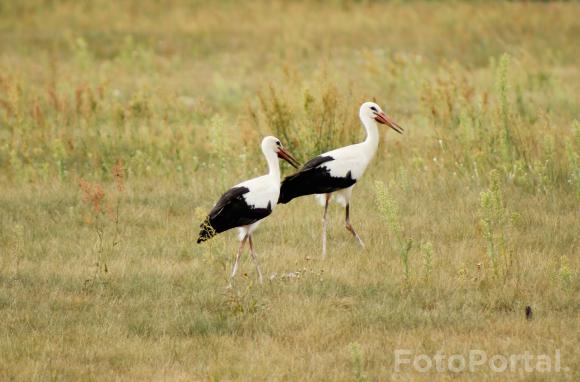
[
  {"xmin": 322, "ymin": 194, "xmax": 331, "ymax": 258},
  {"xmin": 248, "ymin": 235, "xmax": 263, "ymax": 284},
  {"xmin": 345, "ymin": 203, "xmax": 365, "ymax": 248},
  {"xmin": 230, "ymin": 234, "xmax": 248, "ymax": 284}
]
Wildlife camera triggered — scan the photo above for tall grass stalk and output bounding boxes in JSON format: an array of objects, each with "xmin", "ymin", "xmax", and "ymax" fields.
[
  {"xmin": 348, "ymin": 342, "xmax": 368, "ymax": 382},
  {"xmin": 479, "ymin": 170, "xmax": 513, "ymax": 280},
  {"xmin": 421, "ymin": 241, "xmax": 434, "ymax": 284},
  {"xmin": 496, "ymin": 54, "xmax": 515, "ymax": 163},
  {"xmin": 375, "ymin": 181, "xmax": 412, "ymax": 284}
]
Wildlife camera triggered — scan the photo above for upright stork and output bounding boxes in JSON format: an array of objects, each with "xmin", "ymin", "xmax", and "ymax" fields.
[
  {"xmin": 278, "ymin": 102, "xmax": 403, "ymax": 257},
  {"xmin": 197, "ymin": 136, "xmax": 299, "ymax": 284}
]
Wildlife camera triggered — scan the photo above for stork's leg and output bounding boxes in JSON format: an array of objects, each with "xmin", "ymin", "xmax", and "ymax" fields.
[
  {"xmin": 322, "ymin": 193, "xmax": 331, "ymax": 258},
  {"xmin": 230, "ymin": 235, "xmax": 248, "ymax": 283},
  {"xmin": 345, "ymin": 203, "xmax": 365, "ymax": 248},
  {"xmin": 248, "ymin": 235, "xmax": 263, "ymax": 284}
]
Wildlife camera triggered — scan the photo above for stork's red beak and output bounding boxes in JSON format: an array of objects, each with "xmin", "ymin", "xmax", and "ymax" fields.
[
  {"xmin": 375, "ymin": 112, "xmax": 404, "ymax": 134},
  {"xmin": 277, "ymin": 147, "xmax": 300, "ymax": 169}
]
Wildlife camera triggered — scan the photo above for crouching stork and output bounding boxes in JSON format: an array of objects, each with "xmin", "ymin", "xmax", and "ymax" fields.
[
  {"xmin": 278, "ymin": 102, "xmax": 403, "ymax": 257},
  {"xmin": 197, "ymin": 136, "xmax": 299, "ymax": 284}
]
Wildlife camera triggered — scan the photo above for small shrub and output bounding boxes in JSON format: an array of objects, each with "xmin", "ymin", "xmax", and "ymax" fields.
[
  {"xmin": 348, "ymin": 342, "xmax": 368, "ymax": 382},
  {"xmin": 558, "ymin": 256, "xmax": 573, "ymax": 291},
  {"xmin": 78, "ymin": 160, "xmax": 126, "ymax": 284},
  {"xmin": 478, "ymin": 170, "xmax": 514, "ymax": 280},
  {"xmin": 421, "ymin": 241, "xmax": 434, "ymax": 284}
]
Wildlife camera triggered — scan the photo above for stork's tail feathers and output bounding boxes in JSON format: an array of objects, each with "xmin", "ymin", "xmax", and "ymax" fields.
[
  {"xmin": 197, "ymin": 217, "xmax": 216, "ymax": 244},
  {"xmin": 278, "ymin": 188, "xmax": 293, "ymax": 204},
  {"xmin": 278, "ymin": 175, "xmax": 303, "ymax": 204}
]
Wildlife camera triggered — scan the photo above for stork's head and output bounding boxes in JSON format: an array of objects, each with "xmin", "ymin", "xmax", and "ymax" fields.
[
  {"xmin": 261, "ymin": 136, "xmax": 300, "ymax": 168},
  {"xmin": 359, "ymin": 101, "xmax": 404, "ymax": 134}
]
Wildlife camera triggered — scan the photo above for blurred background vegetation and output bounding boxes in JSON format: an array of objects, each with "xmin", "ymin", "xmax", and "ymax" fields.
[{"xmin": 1, "ymin": 0, "xmax": 578, "ymax": 191}]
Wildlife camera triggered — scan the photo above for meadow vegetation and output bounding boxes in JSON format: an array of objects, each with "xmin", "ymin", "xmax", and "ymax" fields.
[{"xmin": 0, "ymin": 1, "xmax": 578, "ymax": 380}]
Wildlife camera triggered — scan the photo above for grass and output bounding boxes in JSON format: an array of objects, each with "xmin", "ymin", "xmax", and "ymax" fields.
[{"xmin": 1, "ymin": 1, "xmax": 579, "ymax": 380}]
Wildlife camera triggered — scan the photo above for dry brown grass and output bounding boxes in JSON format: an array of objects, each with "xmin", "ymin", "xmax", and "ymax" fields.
[{"xmin": 0, "ymin": 1, "xmax": 578, "ymax": 381}]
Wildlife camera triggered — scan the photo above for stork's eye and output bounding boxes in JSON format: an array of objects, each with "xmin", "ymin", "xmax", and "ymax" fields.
[
  {"xmin": 370, "ymin": 106, "xmax": 377, "ymax": 112},
  {"xmin": 276, "ymin": 141, "xmax": 281, "ymax": 147}
]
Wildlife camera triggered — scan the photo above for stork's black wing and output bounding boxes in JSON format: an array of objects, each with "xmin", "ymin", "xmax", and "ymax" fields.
[
  {"xmin": 278, "ymin": 155, "xmax": 356, "ymax": 204},
  {"xmin": 197, "ymin": 186, "xmax": 272, "ymax": 243}
]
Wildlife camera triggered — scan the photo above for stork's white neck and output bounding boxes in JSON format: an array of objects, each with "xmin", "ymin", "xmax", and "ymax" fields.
[
  {"xmin": 264, "ymin": 149, "xmax": 281, "ymax": 183},
  {"xmin": 361, "ymin": 116, "xmax": 380, "ymax": 158}
]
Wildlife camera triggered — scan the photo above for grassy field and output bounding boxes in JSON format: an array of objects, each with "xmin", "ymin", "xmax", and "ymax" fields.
[{"xmin": 1, "ymin": 1, "xmax": 579, "ymax": 380}]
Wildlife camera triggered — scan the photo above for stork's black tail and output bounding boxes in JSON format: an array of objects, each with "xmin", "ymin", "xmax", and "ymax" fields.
[
  {"xmin": 196, "ymin": 216, "xmax": 216, "ymax": 243},
  {"xmin": 278, "ymin": 174, "xmax": 310, "ymax": 204}
]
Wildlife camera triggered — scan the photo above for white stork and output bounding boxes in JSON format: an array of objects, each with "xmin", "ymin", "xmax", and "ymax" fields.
[
  {"xmin": 197, "ymin": 136, "xmax": 299, "ymax": 284},
  {"xmin": 278, "ymin": 102, "xmax": 403, "ymax": 257}
]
